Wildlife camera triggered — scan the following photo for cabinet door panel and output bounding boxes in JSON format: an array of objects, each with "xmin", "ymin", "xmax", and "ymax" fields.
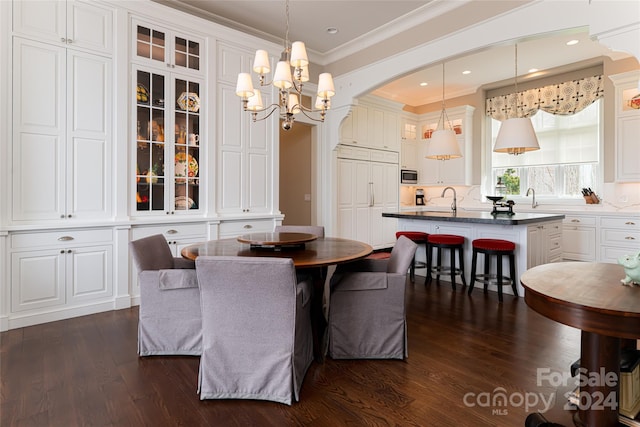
[
  {"xmin": 71, "ymin": 137, "xmax": 108, "ymax": 216},
  {"xmin": 617, "ymin": 116, "xmax": 640, "ymax": 181},
  {"xmin": 12, "ymin": 0, "xmax": 65, "ymax": 43},
  {"xmin": 246, "ymin": 152, "xmax": 269, "ymax": 213},
  {"xmin": 219, "ymin": 150, "xmax": 243, "ymax": 211},
  {"xmin": 219, "ymin": 85, "xmax": 243, "ymax": 150},
  {"xmin": 562, "ymin": 227, "xmax": 596, "ymax": 261},
  {"xmin": 11, "ymin": 251, "xmax": 65, "ymax": 312},
  {"xmin": 68, "ymin": 1, "xmax": 113, "ymax": 53},
  {"xmin": 68, "ymin": 246, "xmax": 112, "ymax": 302}
]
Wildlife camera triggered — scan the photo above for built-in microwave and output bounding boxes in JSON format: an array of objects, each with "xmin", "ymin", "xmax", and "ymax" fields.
[{"xmin": 401, "ymin": 169, "xmax": 418, "ymax": 184}]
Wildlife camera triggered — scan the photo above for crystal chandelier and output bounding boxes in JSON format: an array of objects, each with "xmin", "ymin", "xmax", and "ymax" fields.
[{"xmin": 235, "ymin": 0, "xmax": 336, "ymax": 131}]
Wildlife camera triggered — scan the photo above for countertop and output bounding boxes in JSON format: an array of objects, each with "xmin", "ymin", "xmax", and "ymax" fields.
[{"xmin": 383, "ymin": 210, "xmax": 565, "ymax": 225}]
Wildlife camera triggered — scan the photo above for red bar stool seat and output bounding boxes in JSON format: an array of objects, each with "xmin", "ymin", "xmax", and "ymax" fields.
[
  {"xmin": 468, "ymin": 238, "xmax": 517, "ymax": 302},
  {"xmin": 395, "ymin": 231, "xmax": 429, "ymax": 283},
  {"xmin": 426, "ymin": 234, "xmax": 466, "ymax": 289}
]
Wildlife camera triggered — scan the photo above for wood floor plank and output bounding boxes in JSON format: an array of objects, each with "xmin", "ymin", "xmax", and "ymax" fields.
[{"xmin": 1, "ymin": 277, "xmax": 587, "ymax": 426}]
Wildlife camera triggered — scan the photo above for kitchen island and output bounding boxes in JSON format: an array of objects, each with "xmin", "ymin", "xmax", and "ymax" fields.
[{"xmin": 382, "ymin": 210, "xmax": 565, "ymax": 297}]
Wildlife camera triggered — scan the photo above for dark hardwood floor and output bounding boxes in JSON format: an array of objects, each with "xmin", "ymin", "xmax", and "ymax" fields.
[{"xmin": 1, "ymin": 277, "xmax": 585, "ymax": 426}]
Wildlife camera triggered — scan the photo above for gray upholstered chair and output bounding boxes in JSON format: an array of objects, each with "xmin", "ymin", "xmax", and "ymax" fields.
[
  {"xmin": 129, "ymin": 234, "xmax": 201, "ymax": 356},
  {"xmin": 327, "ymin": 235, "xmax": 418, "ymax": 360},
  {"xmin": 195, "ymin": 256, "xmax": 313, "ymax": 405},
  {"xmin": 274, "ymin": 225, "xmax": 325, "ymax": 237}
]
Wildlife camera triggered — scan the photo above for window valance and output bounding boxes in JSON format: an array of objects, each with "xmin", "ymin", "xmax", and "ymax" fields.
[{"xmin": 486, "ymin": 75, "xmax": 604, "ymax": 121}]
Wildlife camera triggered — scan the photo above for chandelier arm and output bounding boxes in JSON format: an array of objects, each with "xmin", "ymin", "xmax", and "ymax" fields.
[
  {"xmin": 247, "ymin": 104, "xmax": 282, "ymax": 122},
  {"xmin": 297, "ymin": 108, "xmax": 325, "ymax": 122}
]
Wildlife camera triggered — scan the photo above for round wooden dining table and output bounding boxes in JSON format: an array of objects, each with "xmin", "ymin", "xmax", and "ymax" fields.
[
  {"xmin": 520, "ymin": 262, "xmax": 640, "ymax": 427},
  {"xmin": 182, "ymin": 233, "xmax": 374, "ymax": 361}
]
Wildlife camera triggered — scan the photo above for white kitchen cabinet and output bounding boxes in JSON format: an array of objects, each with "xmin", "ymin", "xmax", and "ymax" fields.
[
  {"xmin": 216, "ymin": 42, "xmax": 273, "ymax": 215},
  {"xmin": 217, "ymin": 82, "xmax": 272, "ymax": 214},
  {"xmin": 10, "ymin": 229, "xmax": 113, "ymax": 319},
  {"xmin": 368, "ymin": 107, "xmax": 400, "ymax": 151},
  {"xmin": 132, "ymin": 65, "xmax": 204, "ymax": 216},
  {"xmin": 562, "ymin": 215, "xmax": 597, "ymax": 261},
  {"xmin": 218, "ymin": 218, "xmax": 275, "ymax": 238},
  {"xmin": 400, "ymin": 117, "xmax": 418, "ymax": 169},
  {"xmin": 609, "ymin": 71, "xmax": 640, "ymax": 182},
  {"xmin": 337, "ymin": 146, "xmax": 398, "ymax": 249},
  {"xmin": 339, "ymin": 104, "xmax": 369, "ymax": 146},
  {"xmin": 527, "ymin": 221, "xmax": 562, "ymax": 267},
  {"xmin": 418, "ymin": 105, "xmax": 474, "ymax": 186},
  {"xmin": 132, "ymin": 18, "xmax": 203, "ymax": 74},
  {"xmin": 12, "ymin": 37, "xmax": 112, "ymax": 222},
  {"xmin": 599, "ymin": 215, "xmax": 640, "ymax": 263},
  {"xmin": 13, "ymin": 0, "xmax": 113, "ymax": 54}
]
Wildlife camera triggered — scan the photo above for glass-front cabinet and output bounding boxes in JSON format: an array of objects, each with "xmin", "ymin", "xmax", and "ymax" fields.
[{"xmin": 131, "ymin": 19, "xmax": 205, "ymax": 216}]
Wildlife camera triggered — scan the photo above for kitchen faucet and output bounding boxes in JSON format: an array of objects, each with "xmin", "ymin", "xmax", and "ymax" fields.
[
  {"xmin": 441, "ymin": 186, "xmax": 457, "ymax": 212},
  {"xmin": 526, "ymin": 187, "xmax": 538, "ymax": 208}
]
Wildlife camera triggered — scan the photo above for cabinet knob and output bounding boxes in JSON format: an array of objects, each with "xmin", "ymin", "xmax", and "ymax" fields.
[
  {"xmin": 571, "ymin": 219, "xmax": 580, "ymax": 223},
  {"xmin": 60, "ymin": 250, "xmax": 65, "ymax": 254},
  {"xmin": 60, "ymin": 37, "xmax": 66, "ymax": 43},
  {"xmin": 68, "ymin": 214, "xmax": 72, "ymax": 218},
  {"xmin": 67, "ymin": 39, "xmax": 72, "ymax": 44},
  {"xmin": 625, "ymin": 236, "xmax": 636, "ymax": 240},
  {"xmin": 67, "ymin": 250, "xmax": 72, "ymax": 253},
  {"xmin": 167, "ymin": 229, "xmax": 178, "ymax": 234},
  {"xmin": 625, "ymin": 221, "xmax": 636, "ymax": 225},
  {"xmin": 243, "ymin": 224, "xmax": 252, "ymax": 229},
  {"xmin": 58, "ymin": 236, "xmax": 74, "ymax": 241}
]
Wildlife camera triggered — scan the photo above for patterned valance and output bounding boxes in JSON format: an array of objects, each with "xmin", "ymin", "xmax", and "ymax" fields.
[{"xmin": 486, "ymin": 75, "xmax": 604, "ymax": 121}]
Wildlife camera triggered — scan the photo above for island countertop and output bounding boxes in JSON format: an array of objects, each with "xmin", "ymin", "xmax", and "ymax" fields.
[{"xmin": 382, "ymin": 210, "xmax": 565, "ymax": 225}]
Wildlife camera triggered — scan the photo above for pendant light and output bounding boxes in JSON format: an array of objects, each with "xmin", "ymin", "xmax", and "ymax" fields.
[
  {"xmin": 493, "ymin": 44, "xmax": 540, "ymax": 155},
  {"xmin": 425, "ymin": 62, "xmax": 461, "ymax": 160}
]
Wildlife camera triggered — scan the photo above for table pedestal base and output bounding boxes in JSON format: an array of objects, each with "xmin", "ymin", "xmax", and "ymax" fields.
[{"xmin": 573, "ymin": 332, "xmax": 621, "ymax": 427}]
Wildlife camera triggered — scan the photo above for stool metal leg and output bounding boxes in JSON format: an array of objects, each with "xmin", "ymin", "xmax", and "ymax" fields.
[
  {"xmin": 468, "ymin": 249, "xmax": 478, "ymax": 295},
  {"xmin": 458, "ymin": 246, "xmax": 466, "ymax": 287},
  {"xmin": 497, "ymin": 253, "xmax": 504, "ymax": 302}
]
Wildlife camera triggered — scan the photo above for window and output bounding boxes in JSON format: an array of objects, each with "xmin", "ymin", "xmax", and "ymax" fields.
[{"xmin": 489, "ymin": 99, "xmax": 601, "ymax": 199}]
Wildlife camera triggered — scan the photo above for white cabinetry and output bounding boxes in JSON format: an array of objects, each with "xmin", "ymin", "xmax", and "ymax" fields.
[
  {"xmin": 527, "ymin": 221, "xmax": 562, "ymax": 267},
  {"xmin": 599, "ymin": 216, "xmax": 640, "ymax": 263},
  {"xmin": 337, "ymin": 145, "xmax": 399, "ymax": 249},
  {"xmin": 218, "ymin": 219, "xmax": 275, "ymax": 238},
  {"xmin": 9, "ymin": 229, "xmax": 113, "ymax": 325},
  {"xmin": 217, "ymin": 42, "xmax": 272, "ymax": 215},
  {"xmin": 12, "ymin": 34, "xmax": 112, "ymax": 222},
  {"xmin": 418, "ymin": 105, "xmax": 474, "ymax": 185},
  {"xmin": 400, "ymin": 117, "xmax": 418, "ymax": 170},
  {"xmin": 339, "ymin": 96, "xmax": 402, "ymax": 152},
  {"xmin": 609, "ymin": 71, "xmax": 640, "ymax": 182},
  {"xmin": 562, "ymin": 215, "xmax": 597, "ymax": 261},
  {"xmin": 13, "ymin": 0, "xmax": 113, "ymax": 54}
]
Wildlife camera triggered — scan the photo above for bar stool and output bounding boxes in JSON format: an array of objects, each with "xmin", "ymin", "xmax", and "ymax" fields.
[
  {"xmin": 468, "ymin": 238, "xmax": 517, "ymax": 302},
  {"xmin": 395, "ymin": 231, "xmax": 429, "ymax": 283},
  {"xmin": 426, "ymin": 234, "xmax": 466, "ymax": 290}
]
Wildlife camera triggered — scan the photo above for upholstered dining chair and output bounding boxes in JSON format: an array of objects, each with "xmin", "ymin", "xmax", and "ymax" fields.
[
  {"xmin": 327, "ymin": 235, "xmax": 417, "ymax": 360},
  {"xmin": 274, "ymin": 225, "xmax": 325, "ymax": 237},
  {"xmin": 195, "ymin": 256, "xmax": 314, "ymax": 405},
  {"xmin": 129, "ymin": 234, "xmax": 202, "ymax": 356}
]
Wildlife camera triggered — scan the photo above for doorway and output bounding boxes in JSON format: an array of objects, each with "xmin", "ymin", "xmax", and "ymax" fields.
[{"xmin": 279, "ymin": 122, "xmax": 314, "ymax": 225}]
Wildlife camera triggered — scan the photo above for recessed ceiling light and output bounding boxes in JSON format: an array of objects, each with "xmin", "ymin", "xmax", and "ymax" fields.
[
  {"xmin": 528, "ymin": 68, "xmax": 539, "ymax": 73},
  {"xmin": 566, "ymin": 39, "xmax": 579, "ymax": 46},
  {"xmin": 419, "ymin": 82, "xmax": 428, "ymax": 87},
  {"xmin": 462, "ymin": 70, "xmax": 471, "ymax": 75},
  {"xmin": 326, "ymin": 27, "xmax": 338, "ymax": 35}
]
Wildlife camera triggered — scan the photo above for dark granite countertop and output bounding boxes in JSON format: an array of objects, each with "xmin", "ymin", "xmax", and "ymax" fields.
[{"xmin": 382, "ymin": 210, "xmax": 565, "ymax": 225}]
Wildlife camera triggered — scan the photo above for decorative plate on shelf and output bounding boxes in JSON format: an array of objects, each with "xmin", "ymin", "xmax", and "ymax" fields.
[
  {"xmin": 137, "ymin": 84, "xmax": 149, "ymax": 104},
  {"xmin": 177, "ymin": 92, "xmax": 201, "ymax": 112},
  {"xmin": 175, "ymin": 196, "xmax": 197, "ymax": 209},
  {"xmin": 629, "ymin": 94, "xmax": 640, "ymax": 109},
  {"xmin": 175, "ymin": 152, "xmax": 198, "ymax": 182}
]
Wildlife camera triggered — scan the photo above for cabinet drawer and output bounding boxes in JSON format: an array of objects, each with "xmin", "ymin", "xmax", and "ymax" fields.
[
  {"xmin": 549, "ymin": 234, "xmax": 562, "ymax": 258},
  {"xmin": 563, "ymin": 216, "xmax": 597, "ymax": 226},
  {"xmin": 132, "ymin": 223, "xmax": 207, "ymax": 240},
  {"xmin": 219, "ymin": 219, "xmax": 274, "ymax": 237},
  {"xmin": 600, "ymin": 216, "xmax": 640, "ymax": 230},
  {"xmin": 545, "ymin": 222, "xmax": 562, "ymax": 236},
  {"xmin": 370, "ymin": 150, "xmax": 399, "ymax": 164},
  {"xmin": 336, "ymin": 145, "xmax": 370, "ymax": 161},
  {"xmin": 600, "ymin": 228, "xmax": 640, "ymax": 247},
  {"xmin": 600, "ymin": 246, "xmax": 636, "ymax": 264},
  {"xmin": 11, "ymin": 228, "xmax": 113, "ymax": 250}
]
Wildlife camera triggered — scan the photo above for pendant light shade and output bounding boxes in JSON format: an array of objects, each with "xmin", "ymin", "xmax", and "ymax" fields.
[
  {"xmin": 426, "ymin": 129, "xmax": 461, "ymax": 160},
  {"xmin": 493, "ymin": 117, "xmax": 539, "ymax": 155},
  {"xmin": 493, "ymin": 44, "xmax": 540, "ymax": 155},
  {"xmin": 425, "ymin": 62, "xmax": 462, "ymax": 160}
]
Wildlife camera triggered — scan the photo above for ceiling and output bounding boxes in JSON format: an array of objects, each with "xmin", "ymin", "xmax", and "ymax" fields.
[{"xmin": 154, "ymin": 0, "xmax": 634, "ymax": 107}]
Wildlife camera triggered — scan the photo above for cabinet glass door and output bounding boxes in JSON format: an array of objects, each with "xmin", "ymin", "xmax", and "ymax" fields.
[
  {"xmin": 173, "ymin": 78, "xmax": 200, "ymax": 211},
  {"xmin": 136, "ymin": 70, "xmax": 166, "ymax": 212},
  {"xmin": 136, "ymin": 25, "xmax": 165, "ymax": 62}
]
